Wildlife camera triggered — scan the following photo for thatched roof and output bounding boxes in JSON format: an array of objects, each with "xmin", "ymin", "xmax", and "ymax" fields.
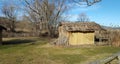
[
  {"xmin": 59, "ymin": 22, "xmax": 105, "ymax": 32},
  {"xmin": 0, "ymin": 25, "xmax": 7, "ymax": 31}
]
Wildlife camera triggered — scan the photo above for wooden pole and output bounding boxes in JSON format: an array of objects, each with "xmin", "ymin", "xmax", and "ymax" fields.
[{"xmin": 0, "ymin": 31, "xmax": 2, "ymax": 45}]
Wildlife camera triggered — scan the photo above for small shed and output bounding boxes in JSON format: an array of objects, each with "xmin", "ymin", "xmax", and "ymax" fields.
[
  {"xmin": 56, "ymin": 22, "xmax": 105, "ymax": 45},
  {"xmin": 0, "ymin": 25, "xmax": 7, "ymax": 45}
]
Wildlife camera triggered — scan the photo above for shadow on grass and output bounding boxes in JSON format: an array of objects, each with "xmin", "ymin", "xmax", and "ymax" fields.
[{"xmin": 2, "ymin": 39, "xmax": 36, "ymax": 45}]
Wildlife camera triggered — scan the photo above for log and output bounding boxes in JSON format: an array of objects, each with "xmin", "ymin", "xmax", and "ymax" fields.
[{"xmin": 90, "ymin": 52, "xmax": 120, "ymax": 64}]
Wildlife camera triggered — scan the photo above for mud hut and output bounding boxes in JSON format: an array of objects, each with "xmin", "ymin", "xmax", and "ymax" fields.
[
  {"xmin": 56, "ymin": 22, "xmax": 105, "ymax": 45},
  {"xmin": 0, "ymin": 25, "xmax": 7, "ymax": 45}
]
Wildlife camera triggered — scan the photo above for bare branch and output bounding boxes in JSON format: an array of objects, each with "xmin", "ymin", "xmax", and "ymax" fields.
[{"xmin": 72, "ymin": 0, "xmax": 101, "ymax": 6}]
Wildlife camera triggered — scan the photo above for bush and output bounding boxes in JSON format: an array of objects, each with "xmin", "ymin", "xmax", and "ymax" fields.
[{"xmin": 108, "ymin": 30, "xmax": 120, "ymax": 47}]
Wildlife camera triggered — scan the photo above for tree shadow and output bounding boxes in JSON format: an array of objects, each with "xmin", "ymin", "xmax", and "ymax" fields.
[{"xmin": 2, "ymin": 39, "xmax": 36, "ymax": 45}]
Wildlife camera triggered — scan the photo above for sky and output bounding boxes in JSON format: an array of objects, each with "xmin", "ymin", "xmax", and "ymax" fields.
[
  {"xmin": 0, "ymin": 0, "xmax": 120, "ymax": 27},
  {"xmin": 67, "ymin": 0, "xmax": 120, "ymax": 27}
]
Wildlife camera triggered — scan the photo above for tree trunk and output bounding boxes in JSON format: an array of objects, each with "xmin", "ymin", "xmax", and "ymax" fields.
[
  {"xmin": 9, "ymin": 19, "xmax": 15, "ymax": 32},
  {"xmin": 11, "ymin": 20, "xmax": 15, "ymax": 32}
]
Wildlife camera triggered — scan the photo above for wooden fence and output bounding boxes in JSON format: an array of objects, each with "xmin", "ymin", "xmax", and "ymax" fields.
[
  {"xmin": 90, "ymin": 52, "xmax": 120, "ymax": 64},
  {"xmin": 3, "ymin": 32, "xmax": 38, "ymax": 37}
]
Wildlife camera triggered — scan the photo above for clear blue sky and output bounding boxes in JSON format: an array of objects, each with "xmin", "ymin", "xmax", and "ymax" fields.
[
  {"xmin": 0, "ymin": 0, "xmax": 120, "ymax": 27},
  {"xmin": 67, "ymin": 0, "xmax": 120, "ymax": 27}
]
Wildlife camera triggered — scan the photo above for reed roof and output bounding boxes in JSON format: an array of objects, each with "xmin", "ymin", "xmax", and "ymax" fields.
[{"xmin": 59, "ymin": 22, "xmax": 105, "ymax": 32}]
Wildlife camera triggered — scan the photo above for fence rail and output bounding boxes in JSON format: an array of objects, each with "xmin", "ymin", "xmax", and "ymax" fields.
[{"xmin": 90, "ymin": 52, "xmax": 120, "ymax": 64}]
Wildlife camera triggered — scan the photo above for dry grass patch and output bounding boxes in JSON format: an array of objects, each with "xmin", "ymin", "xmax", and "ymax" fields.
[{"xmin": 0, "ymin": 37, "xmax": 120, "ymax": 64}]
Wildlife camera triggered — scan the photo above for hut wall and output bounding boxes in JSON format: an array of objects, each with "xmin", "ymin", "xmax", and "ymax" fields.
[
  {"xmin": 69, "ymin": 32, "xmax": 94, "ymax": 45},
  {"xmin": 57, "ymin": 26, "xmax": 69, "ymax": 45}
]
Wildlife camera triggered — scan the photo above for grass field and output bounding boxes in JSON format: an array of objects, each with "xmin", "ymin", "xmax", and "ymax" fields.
[{"xmin": 0, "ymin": 37, "xmax": 120, "ymax": 64}]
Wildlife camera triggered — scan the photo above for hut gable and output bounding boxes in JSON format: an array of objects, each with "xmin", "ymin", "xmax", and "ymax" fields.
[
  {"xmin": 56, "ymin": 22, "xmax": 105, "ymax": 46},
  {"xmin": 0, "ymin": 25, "xmax": 7, "ymax": 45},
  {"xmin": 0, "ymin": 25, "xmax": 7, "ymax": 31}
]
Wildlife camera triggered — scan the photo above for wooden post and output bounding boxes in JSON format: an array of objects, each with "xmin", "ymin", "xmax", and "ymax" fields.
[{"xmin": 0, "ymin": 30, "xmax": 2, "ymax": 45}]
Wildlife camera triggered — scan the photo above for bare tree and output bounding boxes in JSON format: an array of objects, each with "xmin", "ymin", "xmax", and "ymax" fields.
[
  {"xmin": 23, "ymin": 0, "xmax": 67, "ymax": 37},
  {"xmin": 21, "ymin": 0, "xmax": 101, "ymax": 37},
  {"xmin": 1, "ymin": 3, "xmax": 17, "ymax": 32},
  {"xmin": 26, "ymin": 11, "xmax": 42, "ymax": 36},
  {"xmin": 77, "ymin": 13, "xmax": 90, "ymax": 22}
]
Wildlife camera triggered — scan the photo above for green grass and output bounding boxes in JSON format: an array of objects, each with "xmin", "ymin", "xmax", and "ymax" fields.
[{"xmin": 0, "ymin": 37, "xmax": 120, "ymax": 64}]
